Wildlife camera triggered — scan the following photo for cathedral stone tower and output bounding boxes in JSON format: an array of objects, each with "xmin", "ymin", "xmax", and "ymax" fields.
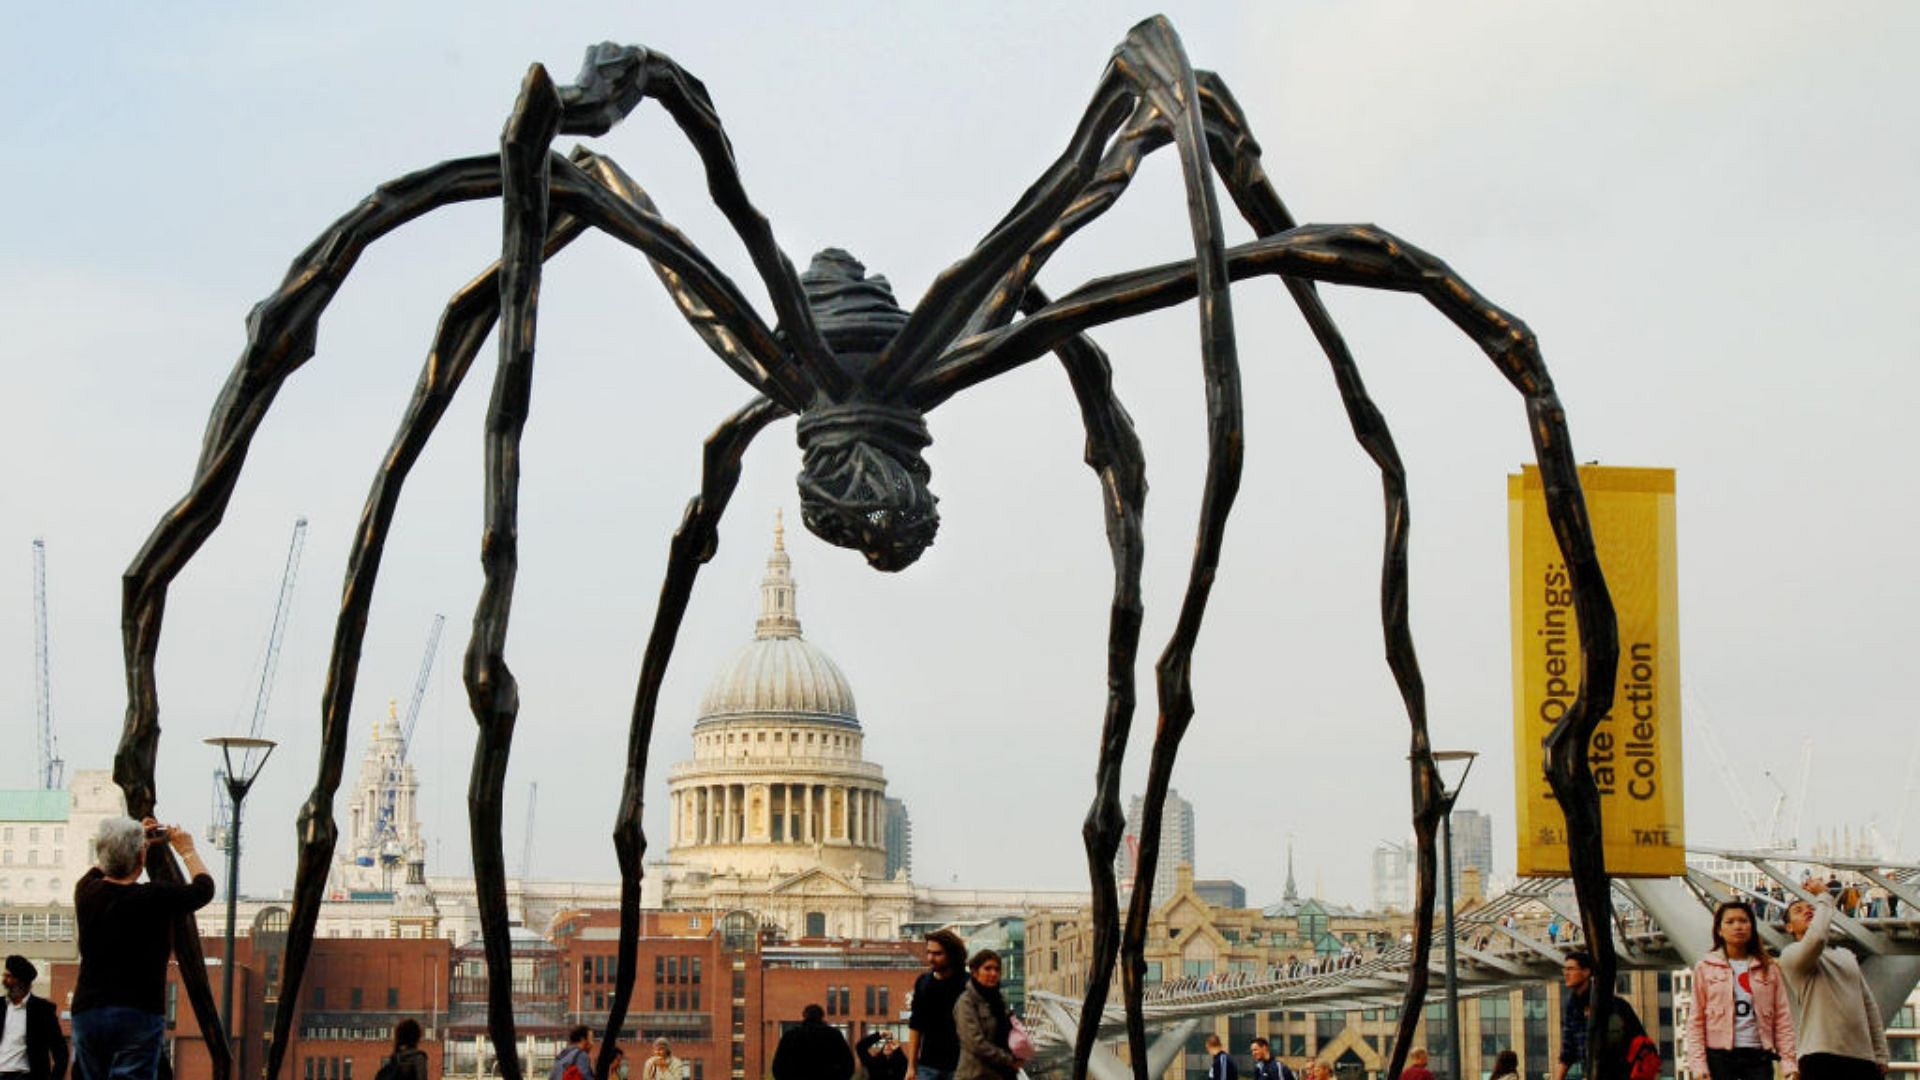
[{"xmin": 334, "ymin": 701, "xmax": 428, "ymax": 897}]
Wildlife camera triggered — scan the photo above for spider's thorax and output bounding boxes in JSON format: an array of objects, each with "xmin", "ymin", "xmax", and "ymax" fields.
[{"xmin": 794, "ymin": 249, "xmax": 939, "ymax": 572}]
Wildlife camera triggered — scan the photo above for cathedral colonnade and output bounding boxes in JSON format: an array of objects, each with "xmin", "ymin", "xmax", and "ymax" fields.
[{"xmin": 672, "ymin": 779, "xmax": 888, "ymax": 849}]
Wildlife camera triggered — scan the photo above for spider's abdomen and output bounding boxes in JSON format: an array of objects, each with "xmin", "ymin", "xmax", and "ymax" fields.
[
  {"xmin": 800, "ymin": 248, "xmax": 908, "ymax": 376},
  {"xmin": 794, "ymin": 250, "xmax": 937, "ymax": 572}
]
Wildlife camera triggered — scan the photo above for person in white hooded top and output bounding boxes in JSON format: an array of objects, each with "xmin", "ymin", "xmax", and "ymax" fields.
[{"xmin": 1779, "ymin": 881, "xmax": 1888, "ymax": 1080}]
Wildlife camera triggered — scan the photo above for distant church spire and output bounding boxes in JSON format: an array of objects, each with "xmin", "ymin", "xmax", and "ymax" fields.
[
  {"xmin": 1284, "ymin": 840, "xmax": 1298, "ymax": 902},
  {"xmin": 756, "ymin": 509, "xmax": 802, "ymax": 639}
]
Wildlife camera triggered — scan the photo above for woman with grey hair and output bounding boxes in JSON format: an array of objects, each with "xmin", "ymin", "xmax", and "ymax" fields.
[{"xmin": 71, "ymin": 815, "xmax": 215, "ymax": 1080}]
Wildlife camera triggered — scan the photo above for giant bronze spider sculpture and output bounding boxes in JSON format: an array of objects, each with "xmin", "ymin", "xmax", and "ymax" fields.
[{"xmin": 117, "ymin": 17, "xmax": 1622, "ymax": 1080}]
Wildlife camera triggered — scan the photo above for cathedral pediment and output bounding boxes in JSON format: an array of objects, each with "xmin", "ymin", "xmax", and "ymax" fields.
[{"xmin": 769, "ymin": 866, "xmax": 862, "ymax": 896}]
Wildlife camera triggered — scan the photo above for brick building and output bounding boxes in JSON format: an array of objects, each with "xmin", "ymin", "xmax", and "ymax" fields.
[{"xmin": 39, "ymin": 907, "xmax": 922, "ymax": 1080}]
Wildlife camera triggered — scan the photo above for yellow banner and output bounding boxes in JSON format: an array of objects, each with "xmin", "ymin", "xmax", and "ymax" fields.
[{"xmin": 1509, "ymin": 465, "xmax": 1684, "ymax": 878}]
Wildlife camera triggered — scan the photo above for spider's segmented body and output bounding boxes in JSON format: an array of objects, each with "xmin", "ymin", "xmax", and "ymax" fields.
[{"xmin": 794, "ymin": 249, "xmax": 939, "ymax": 571}]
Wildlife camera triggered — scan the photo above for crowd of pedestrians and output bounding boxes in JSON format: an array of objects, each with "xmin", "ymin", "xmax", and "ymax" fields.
[
  {"xmin": 1735, "ymin": 877, "xmax": 1903, "ymax": 923},
  {"xmin": 8, "ymin": 810, "xmax": 1909, "ymax": 1080},
  {"xmin": 1143, "ymin": 951, "xmax": 1373, "ymax": 1002}
]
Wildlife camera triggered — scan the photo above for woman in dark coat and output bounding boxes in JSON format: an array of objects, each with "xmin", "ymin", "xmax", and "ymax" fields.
[
  {"xmin": 953, "ymin": 950, "xmax": 1021, "ymax": 1080},
  {"xmin": 387, "ymin": 1019, "xmax": 431, "ymax": 1080}
]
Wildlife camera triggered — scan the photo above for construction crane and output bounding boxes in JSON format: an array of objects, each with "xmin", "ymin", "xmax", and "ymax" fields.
[
  {"xmin": 1897, "ymin": 726, "xmax": 1920, "ymax": 856},
  {"xmin": 210, "ymin": 517, "xmax": 309, "ymax": 852},
  {"xmin": 370, "ymin": 614, "xmax": 446, "ymax": 879},
  {"xmin": 1787, "ymin": 738, "xmax": 1812, "ymax": 850},
  {"xmin": 31, "ymin": 539, "xmax": 63, "ymax": 790},
  {"xmin": 520, "ymin": 782, "xmax": 539, "ymax": 881},
  {"xmin": 1685, "ymin": 691, "xmax": 1767, "ymax": 847}
]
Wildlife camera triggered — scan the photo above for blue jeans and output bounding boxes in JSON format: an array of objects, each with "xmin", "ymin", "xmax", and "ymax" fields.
[
  {"xmin": 71, "ymin": 1007, "xmax": 166, "ymax": 1080},
  {"xmin": 917, "ymin": 1068, "xmax": 955, "ymax": 1080}
]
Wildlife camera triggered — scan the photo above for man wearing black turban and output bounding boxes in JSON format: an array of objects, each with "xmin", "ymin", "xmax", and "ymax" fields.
[{"xmin": 1, "ymin": 954, "xmax": 68, "ymax": 1080}]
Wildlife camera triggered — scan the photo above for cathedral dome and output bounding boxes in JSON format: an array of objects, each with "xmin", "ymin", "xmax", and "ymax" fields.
[
  {"xmin": 699, "ymin": 636, "xmax": 858, "ymax": 724},
  {"xmin": 696, "ymin": 513, "xmax": 859, "ymax": 727}
]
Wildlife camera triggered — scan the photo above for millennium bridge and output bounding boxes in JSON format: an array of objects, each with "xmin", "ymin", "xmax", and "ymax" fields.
[{"xmin": 1022, "ymin": 849, "xmax": 1920, "ymax": 1080}]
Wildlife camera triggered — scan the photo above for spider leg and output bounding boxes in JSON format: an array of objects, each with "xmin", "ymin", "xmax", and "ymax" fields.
[
  {"xmin": 1020, "ymin": 290, "xmax": 1148, "ymax": 1080},
  {"xmin": 597, "ymin": 394, "xmax": 787, "ymax": 1076},
  {"xmin": 930, "ymin": 228, "xmax": 1620, "ymax": 1039},
  {"xmin": 552, "ymin": 42, "xmax": 839, "ymax": 402},
  {"xmin": 263, "ymin": 185, "xmax": 616, "ymax": 1080},
  {"xmin": 902, "ymin": 22, "xmax": 1239, "ymax": 1075},
  {"xmin": 116, "ymin": 151, "xmax": 544, "ymax": 1080},
  {"xmin": 1082, "ymin": 23, "xmax": 1243, "ymax": 1080},
  {"xmin": 119, "ymin": 57, "xmax": 813, "ymax": 1079},
  {"xmin": 462, "ymin": 65, "xmax": 564, "ymax": 1080},
  {"xmin": 1193, "ymin": 71, "xmax": 1444, "ymax": 1080},
  {"xmin": 565, "ymin": 151, "xmax": 799, "ymax": 407},
  {"xmin": 259, "ymin": 142, "xmax": 804, "ymax": 1078},
  {"xmin": 871, "ymin": 17, "xmax": 1211, "ymax": 396}
]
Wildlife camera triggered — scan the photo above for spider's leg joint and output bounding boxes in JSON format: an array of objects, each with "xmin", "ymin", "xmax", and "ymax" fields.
[{"xmin": 559, "ymin": 42, "xmax": 654, "ymax": 137}]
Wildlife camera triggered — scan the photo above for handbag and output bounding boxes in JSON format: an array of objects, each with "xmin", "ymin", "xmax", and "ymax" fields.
[{"xmin": 1007, "ymin": 1015, "xmax": 1035, "ymax": 1061}]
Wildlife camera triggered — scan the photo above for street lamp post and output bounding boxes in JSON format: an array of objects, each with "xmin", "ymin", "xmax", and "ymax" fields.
[
  {"xmin": 1431, "ymin": 749, "xmax": 1479, "ymax": 1080},
  {"xmin": 206, "ymin": 736, "xmax": 278, "ymax": 1051}
]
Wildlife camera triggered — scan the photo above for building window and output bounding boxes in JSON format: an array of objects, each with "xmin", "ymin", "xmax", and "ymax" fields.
[
  {"xmin": 878, "ymin": 987, "xmax": 890, "ymax": 1015},
  {"xmin": 866, "ymin": 985, "xmax": 876, "ymax": 1014},
  {"xmin": 312, "ymin": 986, "xmax": 325, "ymax": 1008},
  {"xmin": 388, "ymin": 987, "xmax": 399, "ymax": 1008},
  {"xmin": 584, "ymin": 958, "xmax": 594, "ymax": 984},
  {"xmin": 691, "ymin": 958, "xmax": 702, "ymax": 983},
  {"xmin": 350, "ymin": 987, "xmax": 363, "ymax": 1009}
]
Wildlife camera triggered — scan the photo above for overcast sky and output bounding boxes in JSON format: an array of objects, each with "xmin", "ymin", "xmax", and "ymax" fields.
[{"xmin": 4, "ymin": 3, "xmax": 1917, "ymax": 910}]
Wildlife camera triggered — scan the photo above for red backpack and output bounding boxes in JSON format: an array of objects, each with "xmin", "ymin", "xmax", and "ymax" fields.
[{"xmin": 1625, "ymin": 1034, "xmax": 1661, "ymax": 1080}]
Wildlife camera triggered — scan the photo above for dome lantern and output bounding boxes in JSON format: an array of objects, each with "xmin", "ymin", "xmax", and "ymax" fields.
[{"xmin": 697, "ymin": 512, "xmax": 858, "ymax": 726}]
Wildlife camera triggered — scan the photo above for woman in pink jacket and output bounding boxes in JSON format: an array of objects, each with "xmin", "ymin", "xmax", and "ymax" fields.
[{"xmin": 1686, "ymin": 899, "xmax": 1798, "ymax": 1080}]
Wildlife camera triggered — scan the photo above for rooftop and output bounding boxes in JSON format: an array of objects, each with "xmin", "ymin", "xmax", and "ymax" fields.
[{"xmin": 0, "ymin": 790, "xmax": 69, "ymax": 822}]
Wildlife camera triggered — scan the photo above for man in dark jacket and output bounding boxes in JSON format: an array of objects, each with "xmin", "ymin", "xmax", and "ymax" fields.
[
  {"xmin": 771, "ymin": 1005, "xmax": 853, "ymax": 1080},
  {"xmin": 908, "ymin": 931, "xmax": 969, "ymax": 1080},
  {"xmin": 1, "ymin": 955, "xmax": 69, "ymax": 1080},
  {"xmin": 1205, "ymin": 1035, "xmax": 1239, "ymax": 1080},
  {"xmin": 1556, "ymin": 952, "xmax": 1650, "ymax": 1080}
]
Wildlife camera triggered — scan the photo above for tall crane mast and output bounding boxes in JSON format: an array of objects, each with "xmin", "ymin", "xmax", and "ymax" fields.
[
  {"xmin": 210, "ymin": 517, "xmax": 309, "ymax": 851},
  {"xmin": 520, "ymin": 781, "xmax": 539, "ymax": 881},
  {"xmin": 371, "ymin": 614, "xmax": 446, "ymax": 877},
  {"xmin": 398, "ymin": 614, "xmax": 446, "ymax": 760},
  {"xmin": 31, "ymin": 539, "xmax": 63, "ymax": 790}
]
